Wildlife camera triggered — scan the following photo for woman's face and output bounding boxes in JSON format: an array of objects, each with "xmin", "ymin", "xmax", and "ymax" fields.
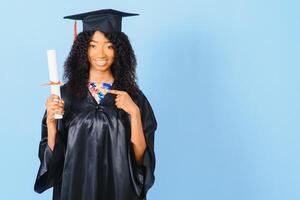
[{"xmin": 87, "ymin": 31, "xmax": 115, "ymax": 72}]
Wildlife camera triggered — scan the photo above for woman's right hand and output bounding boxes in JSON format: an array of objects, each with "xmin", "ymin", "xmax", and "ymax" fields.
[{"xmin": 45, "ymin": 94, "xmax": 65, "ymax": 126}]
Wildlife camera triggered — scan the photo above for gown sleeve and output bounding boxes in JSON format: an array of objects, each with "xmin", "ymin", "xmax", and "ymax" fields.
[
  {"xmin": 128, "ymin": 90, "xmax": 158, "ymax": 199},
  {"xmin": 34, "ymin": 111, "xmax": 66, "ymax": 193}
]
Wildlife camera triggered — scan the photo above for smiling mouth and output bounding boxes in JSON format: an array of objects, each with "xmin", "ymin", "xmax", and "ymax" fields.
[{"xmin": 95, "ymin": 60, "xmax": 108, "ymax": 66}]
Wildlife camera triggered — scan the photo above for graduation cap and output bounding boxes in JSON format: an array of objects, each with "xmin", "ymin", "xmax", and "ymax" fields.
[{"xmin": 64, "ymin": 9, "xmax": 138, "ymax": 40}]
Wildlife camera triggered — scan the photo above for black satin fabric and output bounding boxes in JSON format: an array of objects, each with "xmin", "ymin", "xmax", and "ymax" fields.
[{"xmin": 34, "ymin": 83, "xmax": 157, "ymax": 200}]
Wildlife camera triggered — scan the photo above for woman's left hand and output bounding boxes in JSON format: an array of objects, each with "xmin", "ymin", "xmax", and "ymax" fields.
[{"xmin": 107, "ymin": 90, "xmax": 139, "ymax": 115}]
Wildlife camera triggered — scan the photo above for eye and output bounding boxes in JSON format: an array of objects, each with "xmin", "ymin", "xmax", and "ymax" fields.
[
  {"xmin": 105, "ymin": 43, "xmax": 114, "ymax": 50},
  {"xmin": 89, "ymin": 44, "xmax": 96, "ymax": 48}
]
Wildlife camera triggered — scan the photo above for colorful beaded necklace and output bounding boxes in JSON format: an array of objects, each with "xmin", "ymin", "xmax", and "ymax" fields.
[{"xmin": 88, "ymin": 82, "xmax": 113, "ymax": 104}]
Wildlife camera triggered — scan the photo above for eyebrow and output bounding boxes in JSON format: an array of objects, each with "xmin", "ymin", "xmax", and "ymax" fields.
[{"xmin": 90, "ymin": 40, "xmax": 112, "ymax": 43}]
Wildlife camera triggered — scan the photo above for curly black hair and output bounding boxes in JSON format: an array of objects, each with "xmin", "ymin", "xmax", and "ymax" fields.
[{"xmin": 63, "ymin": 30, "xmax": 140, "ymax": 100}]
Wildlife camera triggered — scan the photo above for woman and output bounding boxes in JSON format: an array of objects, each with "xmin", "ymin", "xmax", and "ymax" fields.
[{"xmin": 34, "ymin": 9, "xmax": 157, "ymax": 200}]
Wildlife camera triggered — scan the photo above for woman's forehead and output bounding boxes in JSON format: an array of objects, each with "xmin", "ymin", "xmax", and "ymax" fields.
[{"xmin": 90, "ymin": 31, "xmax": 111, "ymax": 43}]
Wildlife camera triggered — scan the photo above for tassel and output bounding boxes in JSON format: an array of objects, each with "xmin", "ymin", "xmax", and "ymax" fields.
[{"xmin": 74, "ymin": 20, "xmax": 77, "ymax": 42}]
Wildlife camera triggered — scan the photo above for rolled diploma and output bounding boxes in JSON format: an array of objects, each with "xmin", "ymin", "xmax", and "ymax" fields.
[{"xmin": 47, "ymin": 50, "xmax": 63, "ymax": 119}]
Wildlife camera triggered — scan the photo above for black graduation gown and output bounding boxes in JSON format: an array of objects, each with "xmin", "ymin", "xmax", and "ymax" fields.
[{"xmin": 34, "ymin": 83, "xmax": 157, "ymax": 200}]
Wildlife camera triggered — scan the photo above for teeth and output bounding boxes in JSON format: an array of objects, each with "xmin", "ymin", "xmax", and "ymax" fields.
[{"xmin": 95, "ymin": 60, "xmax": 107, "ymax": 66}]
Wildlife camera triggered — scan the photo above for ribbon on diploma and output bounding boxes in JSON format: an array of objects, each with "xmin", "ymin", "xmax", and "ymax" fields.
[{"xmin": 40, "ymin": 81, "xmax": 63, "ymax": 86}]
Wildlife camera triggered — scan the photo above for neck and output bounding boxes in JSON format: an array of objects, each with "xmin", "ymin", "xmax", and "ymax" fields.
[{"xmin": 88, "ymin": 68, "xmax": 114, "ymax": 83}]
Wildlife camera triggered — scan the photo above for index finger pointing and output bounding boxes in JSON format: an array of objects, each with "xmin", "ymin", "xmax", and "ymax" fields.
[{"xmin": 107, "ymin": 90, "xmax": 122, "ymax": 95}]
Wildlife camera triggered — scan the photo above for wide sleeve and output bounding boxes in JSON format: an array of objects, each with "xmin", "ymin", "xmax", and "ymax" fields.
[
  {"xmin": 34, "ymin": 111, "xmax": 66, "ymax": 193},
  {"xmin": 128, "ymin": 90, "xmax": 158, "ymax": 199}
]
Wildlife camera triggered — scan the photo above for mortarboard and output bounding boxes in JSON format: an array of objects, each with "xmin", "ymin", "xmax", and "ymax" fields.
[{"xmin": 64, "ymin": 9, "xmax": 138, "ymax": 40}]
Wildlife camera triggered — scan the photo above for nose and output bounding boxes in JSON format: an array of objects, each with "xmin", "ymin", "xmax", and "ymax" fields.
[{"xmin": 97, "ymin": 46, "xmax": 106, "ymax": 58}]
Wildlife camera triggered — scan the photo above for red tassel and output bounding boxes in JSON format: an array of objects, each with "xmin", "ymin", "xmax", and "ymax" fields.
[{"xmin": 74, "ymin": 20, "xmax": 77, "ymax": 42}]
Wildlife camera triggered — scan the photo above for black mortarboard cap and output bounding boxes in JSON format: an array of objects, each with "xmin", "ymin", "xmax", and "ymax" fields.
[{"xmin": 64, "ymin": 9, "xmax": 138, "ymax": 32}]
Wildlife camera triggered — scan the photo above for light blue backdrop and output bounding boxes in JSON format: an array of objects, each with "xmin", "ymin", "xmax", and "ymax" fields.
[{"xmin": 0, "ymin": 0, "xmax": 299, "ymax": 199}]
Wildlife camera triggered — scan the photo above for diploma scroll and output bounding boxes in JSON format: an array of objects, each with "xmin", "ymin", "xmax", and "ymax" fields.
[{"xmin": 47, "ymin": 50, "xmax": 63, "ymax": 119}]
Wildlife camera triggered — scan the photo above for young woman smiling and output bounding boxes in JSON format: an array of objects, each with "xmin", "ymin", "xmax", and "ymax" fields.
[{"xmin": 34, "ymin": 9, "xmax": 157, "ymax": 200}]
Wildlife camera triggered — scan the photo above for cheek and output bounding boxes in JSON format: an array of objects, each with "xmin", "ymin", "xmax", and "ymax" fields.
[
  {"xmin": 87, "ymin": 49, "xmax": 91, "ymax": 58},
  {"xmin": 109, "ymin": 51, "xmax": 115, "ymax": 60},
  {"xmin": 88, "ymin": 48, "xmax": 93, "ymax": 55},
  {"xmin": 104, "ymin": 50, "xmax": 115, "ymax": 63},
  {"xmin": 87, "ymin": 49, "xmax": 95, "ymax": 61}
]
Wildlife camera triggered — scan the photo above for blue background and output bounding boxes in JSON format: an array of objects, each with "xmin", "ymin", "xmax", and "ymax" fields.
[{"xmin": 0, "ymin": 0, "xmax": 299, "ymax": 199}]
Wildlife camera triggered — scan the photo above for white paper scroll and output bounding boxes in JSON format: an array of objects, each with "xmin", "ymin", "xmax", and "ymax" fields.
[{"xmin": 47, "ymin": 50, "xmax": 63, "ymax": 119}]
